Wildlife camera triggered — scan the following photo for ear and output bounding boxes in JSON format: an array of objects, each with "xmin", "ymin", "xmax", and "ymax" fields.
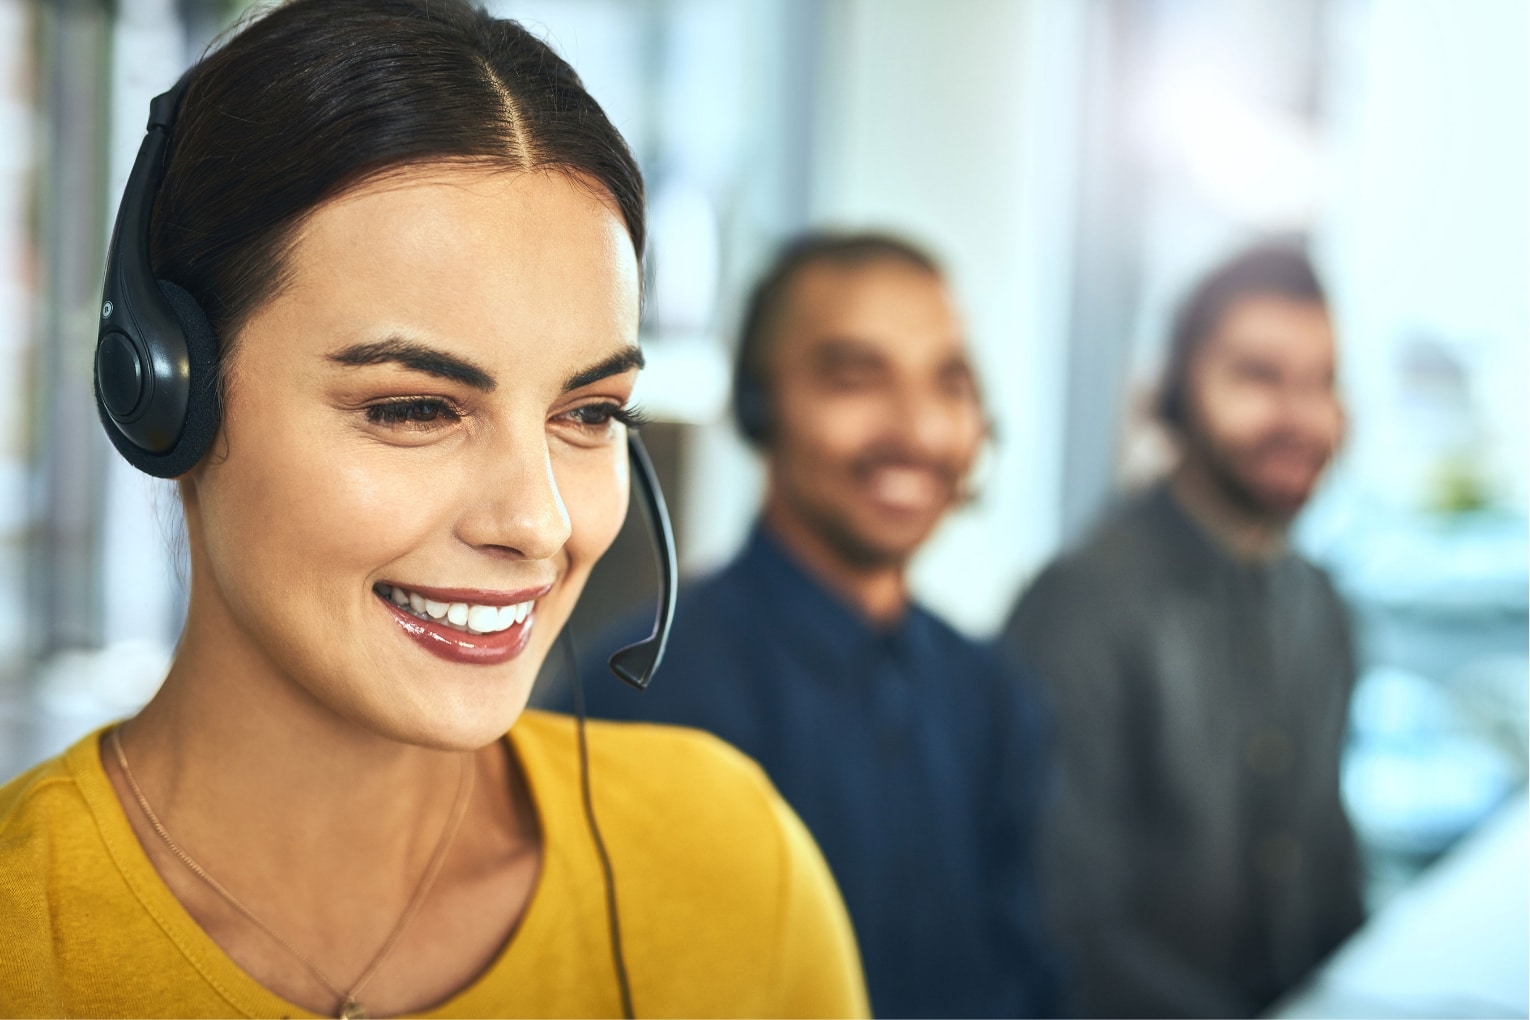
[{"xmin": 1331, "ymin": 400, "xmax": 1349, "ymax": 457}]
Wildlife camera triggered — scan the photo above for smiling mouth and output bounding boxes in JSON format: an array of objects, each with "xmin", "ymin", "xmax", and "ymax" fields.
[
  {"xmin": 374, "ymin": 583, "xmax": 535, "ymax": 635},
  {"xmin": 863, "ymin": 464, "xmax": 951, "ymax": 512}
]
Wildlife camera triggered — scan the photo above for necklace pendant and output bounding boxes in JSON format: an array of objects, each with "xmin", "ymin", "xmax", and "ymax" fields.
[{"xmin": 338, "ymin": 996, "xmax": 367, "ymax": 1020}]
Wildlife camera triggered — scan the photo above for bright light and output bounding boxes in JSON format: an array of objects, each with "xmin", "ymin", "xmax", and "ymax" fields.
[{"xmin": 1136, "ymin": 61, "xmax": 1323, "ymax": 228}]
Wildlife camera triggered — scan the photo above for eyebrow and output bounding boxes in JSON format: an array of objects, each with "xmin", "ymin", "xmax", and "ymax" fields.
[
  {"xmin": 811, "ymin": 337, "xmax": 885, "ymax": 363},
  {"xmin": 328, "ymin": 337, "xmax": 496, "ymax": 391},
  {"xmin": 564, "ymin": 346, "xmax": 645, "ymax": 392},
  {"xmin": 328, "ymin": 337, "xmax": 644, "ymax": 394}
]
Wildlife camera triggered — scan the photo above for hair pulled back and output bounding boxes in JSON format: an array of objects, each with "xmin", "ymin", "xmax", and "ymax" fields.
[{"xmin": 151, "ymin": 0, "xmax": 646, "ymax": 348}]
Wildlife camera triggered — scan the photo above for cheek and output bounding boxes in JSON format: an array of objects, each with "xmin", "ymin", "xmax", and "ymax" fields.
[
  {"xmin": 952, "ymin": 405, "xmax": 987, "ymax": 465},
  {"xmin": 1195, "ymin": 379, "xmax": 1279, "ymax": 449},
  {"xmin": 779, "ymin": 392, "xmax": 885, "ymax": 466},
  {"xmin": 1311, "ymin": 397, "xmax": 1347, "ymax": 447},
  {"xmin": 197, "ymin": 399, "xmax": 445, "ymax": 602},
  {"xmin": 556, "ymin": 447, "xmax": 630, "ymax": 585}
]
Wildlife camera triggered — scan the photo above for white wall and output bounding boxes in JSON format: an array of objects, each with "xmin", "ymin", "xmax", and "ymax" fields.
[
  {"xmin": 1321, "ymin": 0, "xmax": 1529, "ymax": 513},
  {"xmin": 805, "ymin": 0, "xmax": 1082, "ymax": 635},
  {"xmin": 99, "ymin": 0, "xmax": 187, "ymax": 651}
]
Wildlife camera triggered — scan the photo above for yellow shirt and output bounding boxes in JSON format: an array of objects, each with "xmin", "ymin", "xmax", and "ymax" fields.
[{"xmin": 0, "ymin": 710, "xmax": 869, "ymax": 1019}]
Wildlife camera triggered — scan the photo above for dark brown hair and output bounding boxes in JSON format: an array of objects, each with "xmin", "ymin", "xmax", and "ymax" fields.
[
  {"xmin": 1157, "ymin": 242, "xmax": 1327, "ymax": 430},
  {"xmin": 731, "ymin": 231, "xmax": 942, "ymax": 446},
  {"xmin": 151, "ymin": 0, "xmax": 645, "ymax": 349}
]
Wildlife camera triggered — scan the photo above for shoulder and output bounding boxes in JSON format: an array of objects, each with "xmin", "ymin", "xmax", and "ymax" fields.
[
  {"xmin": 1290, "ymin": 552, "xmax": 1348, "ymax": 606},
  {"xmin": 510, "ymin": 710, "xmax": 868, "ymax": 1016},
  {"xmin": 1048, "ymin": 496, "xmax": 1167, "ymax": 596},
  {"xmin": 910, "ymin": 606, "xmax": 1036, "ymax": 696},
  {"xmin": 590, "ymin": 561, "xmax": 757, "ymax": 670},
  {"xmin": 0, "ymin": 742, "xmax": 96, "ymax": 861},
  {"xmin": 0, "ymin": 736, "xmax": 114, "ymax": 1013},
  {"xmin": 1005, "ymin": 493, "xmax": 1170, "ymax": 635},
  {"xmin": 514, "ymin": 709, "xmax": 784, "ymax": 848},
  {"xmin": 567, "ymin": 562, "xmax": 763, "ymax": 719},
  {"xmin": 1284, "ymin": 552, "xmax": 1358, "ymax": 650}
]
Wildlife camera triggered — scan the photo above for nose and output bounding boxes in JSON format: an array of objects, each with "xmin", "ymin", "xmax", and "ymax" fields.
[{"xmin": 456, "ymin": 426, "xmax": 572, "ymax": 561}]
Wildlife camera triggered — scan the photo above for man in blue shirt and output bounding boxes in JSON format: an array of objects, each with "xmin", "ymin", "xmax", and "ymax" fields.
[{"xmin": 564, "ymin": 232, "xmax": 1058, "ymax": 1018}]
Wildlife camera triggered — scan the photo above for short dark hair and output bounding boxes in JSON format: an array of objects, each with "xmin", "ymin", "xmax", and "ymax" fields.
[
  {"xmin": 731, "ymin": 231, "xmax": 941, "ymax": 446},
  {"xmin": 151, "ymin": 0, "xmax": 645, "ymax": 353},
  {"xmin": 1157, "ymin": 243, "xmax": 1327, "ymax": 429}
]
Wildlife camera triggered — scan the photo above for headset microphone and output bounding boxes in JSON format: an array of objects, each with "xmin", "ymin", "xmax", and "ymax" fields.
[{"xmin": 608, "ymin": 433, "xmax": 677, "ymax": 689}]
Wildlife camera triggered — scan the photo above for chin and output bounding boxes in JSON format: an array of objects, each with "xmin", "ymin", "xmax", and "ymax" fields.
[
  {"xmin": 866, "ymin": 511, "xmax": 945, "ymax": 560},
  {"xmin": 325, "ymin": 661, "xmax": 544, "ymax": 752},
  {"xmin": 1249, "ymin": 471, "xmax": 1323, "ymax": 519},
  {"xmin": 836, "ymin": 523, "xmax": 929, "ymax": 571},
  {"xmin": 1228, "ymin": 481, "xmax": 1307, "ymax": 523}
]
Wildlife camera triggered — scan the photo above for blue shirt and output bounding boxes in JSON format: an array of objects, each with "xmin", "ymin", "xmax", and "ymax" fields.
[{"xmin": 561, "ymin": 524, "xmax": 1060, "ymax": 1018}]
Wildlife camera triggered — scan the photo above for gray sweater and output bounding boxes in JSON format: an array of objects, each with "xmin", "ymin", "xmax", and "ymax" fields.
[{"xmin": 1003, "ymin": 483, "xmax": 1364, "ymax": 1018}]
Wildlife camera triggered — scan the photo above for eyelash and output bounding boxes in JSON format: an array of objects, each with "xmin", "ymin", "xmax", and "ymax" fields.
[
  {"xmin": 365, "ymin": 398, "xmax": 462, "ymax": 427},
  {"xmin": 568, "ymin": 401, "xmax": 651, "ymax": 431},
  {"xmin": 363, "ymin": 398, "xmax": 649, "ymax": 432}
]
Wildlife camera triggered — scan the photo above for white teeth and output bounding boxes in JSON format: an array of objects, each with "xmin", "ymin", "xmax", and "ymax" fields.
[
  {"xmin": 382, "ymin": 586, "xmax": 534, "ymax": 634},
  {"xmin": 870, "ymin": 467, "xmax": 942, "ymax": 510}
]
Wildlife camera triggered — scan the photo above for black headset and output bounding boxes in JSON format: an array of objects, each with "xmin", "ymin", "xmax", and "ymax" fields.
[{"xmin": 95, "ymin": 73, "xmax": 676, "ymax": 691}]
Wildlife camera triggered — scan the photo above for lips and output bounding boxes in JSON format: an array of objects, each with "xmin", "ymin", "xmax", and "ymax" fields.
[
  {"xmin": 851, "ymin": 453, "xmax": 960, "ymax": 516},
  {"xmin": 374, "ymin": 581, "xmax": 551, "ymax": 666},
  {"xmin": 864, "ymin": 464, "xmax": 949, "ymax": 512}
]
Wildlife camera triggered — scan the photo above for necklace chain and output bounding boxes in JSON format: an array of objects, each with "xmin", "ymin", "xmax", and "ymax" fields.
[{"xmin": 110, "ymin": 726, "xmax": 475, "ymax": 1020}]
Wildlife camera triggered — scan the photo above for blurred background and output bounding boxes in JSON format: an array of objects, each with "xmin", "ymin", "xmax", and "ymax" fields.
[{"xmin": 0, "ymin": 0, "xmax": 1524, "ymax": 1014}]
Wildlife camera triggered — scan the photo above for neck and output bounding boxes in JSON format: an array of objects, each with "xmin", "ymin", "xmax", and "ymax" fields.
[
  {"xmin": 118, "ymin": 564, "xmax": 496, "ymax": 908},
  {"xmin": 1169, "ymin": 460, "xmax": 1289, "ymax": 563},
  {"xmin": 762, "ymin": 498, "xmax": 909, "ymax": 626}
]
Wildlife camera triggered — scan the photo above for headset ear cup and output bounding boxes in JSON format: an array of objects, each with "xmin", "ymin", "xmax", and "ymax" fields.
[
  {"xmin": 156, "ymin": 280, "xmax": 222, "ymax": 476},
  {"xmin": 732, "ymin": 373, "xmax": 770, "ymax": 447},
  {"xmin": 97, "ymin": 280, "xmax": 222, "ymax": 479}
]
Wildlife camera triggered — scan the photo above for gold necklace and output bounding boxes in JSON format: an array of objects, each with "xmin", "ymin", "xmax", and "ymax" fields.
[{"xmin": 110, "ymin": 726, "xmax": 475, "ymax": 1019}]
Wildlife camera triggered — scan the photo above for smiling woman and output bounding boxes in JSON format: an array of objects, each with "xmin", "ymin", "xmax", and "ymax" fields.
[{"xmin": 0, "ymin": 2, "xmax": 866, "ymax": 1018}]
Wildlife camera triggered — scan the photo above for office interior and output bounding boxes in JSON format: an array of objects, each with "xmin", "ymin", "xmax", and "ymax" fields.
[{"xmin": 0, "ymin": 0, "xmax": 1524, "ymax": 1016}]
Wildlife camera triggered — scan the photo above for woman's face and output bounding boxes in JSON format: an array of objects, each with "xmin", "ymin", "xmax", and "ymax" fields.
[{"xmin": 184, "ymin": 167, "xmax": 642, "ymax": 749}]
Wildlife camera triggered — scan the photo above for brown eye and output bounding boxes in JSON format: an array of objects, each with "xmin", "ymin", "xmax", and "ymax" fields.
[{"xmin": 365, "ymin": 398, "xmax": 460, "ymax": 426}]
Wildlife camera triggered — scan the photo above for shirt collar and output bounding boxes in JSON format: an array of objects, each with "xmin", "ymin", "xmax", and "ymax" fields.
[{"xmin": 733, "ymin": 521, "xmax": 930, "ymax": 674}]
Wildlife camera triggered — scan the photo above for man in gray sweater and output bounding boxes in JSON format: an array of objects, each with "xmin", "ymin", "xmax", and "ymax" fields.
[{"xmin": 1003, "ymin": 244, "xmax": 1364, "ymax": 1018}]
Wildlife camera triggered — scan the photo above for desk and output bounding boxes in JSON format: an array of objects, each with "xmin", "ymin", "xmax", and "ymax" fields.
[{"xmin": 1271, "ymin": 793, "xmax": 1528, "ymax": 1018}]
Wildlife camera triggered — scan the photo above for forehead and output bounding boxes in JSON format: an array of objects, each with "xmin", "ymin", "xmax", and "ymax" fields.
[
  {"xmin": 254, "ymin": 165, "xmax": 641, "ymax": 375},
  {"xmin": 1205, "ymin": 295, "xmax": 1335, "ymax": 368},
  {"xmin": 773, "ymin": 259, "xmax": 966, "ymax": 368}
]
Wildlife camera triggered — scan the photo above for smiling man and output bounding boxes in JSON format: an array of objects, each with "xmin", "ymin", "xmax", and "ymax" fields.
[
  {"xmin": 566, "ymin": 232, "xmax": 1058, "ymax": 1019},
  {"xmin": 1002, "ymin": 243, "xmax": 1364, "ymax": 1018}
]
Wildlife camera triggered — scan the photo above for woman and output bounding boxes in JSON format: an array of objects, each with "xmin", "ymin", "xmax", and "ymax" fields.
[{"xmin": 0, "ymin": 1, "xmax": 867, "ymax": 1016}]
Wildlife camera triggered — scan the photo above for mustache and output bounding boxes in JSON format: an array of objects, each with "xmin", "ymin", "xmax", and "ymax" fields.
[{"xmin": 1247, "ymin": 430, "xmax": 1335, "ymax": 464}]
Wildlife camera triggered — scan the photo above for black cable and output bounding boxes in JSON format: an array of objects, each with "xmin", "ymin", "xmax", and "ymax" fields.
[{"xmin": 561, "ymin": 628, "xmax": 636, "ymax": 1020}]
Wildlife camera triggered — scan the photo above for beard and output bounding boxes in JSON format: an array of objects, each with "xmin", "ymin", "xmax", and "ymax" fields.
[
  {"xmin": 1182, "ymin": 424, "xmax": 1327, "ymax": 524},
  {"xmin": 796, "ymin": 496, "xmax": 908, "ymax": 571},
  {"xmin": 773, "ymin": 441, "xmax": 968, "ymax": 573}
]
